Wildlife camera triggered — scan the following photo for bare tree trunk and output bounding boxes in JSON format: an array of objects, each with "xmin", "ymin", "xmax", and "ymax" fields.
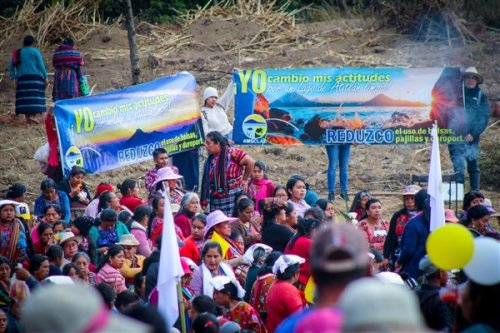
[{"xmin": 123, "ymin": 0, "xmax": 140, "ymax": 85}]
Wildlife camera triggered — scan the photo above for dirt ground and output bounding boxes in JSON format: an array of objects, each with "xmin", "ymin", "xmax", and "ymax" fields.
[{"xmin": 0, "ymin": 13, "xmax": 499, "ymax": 218}]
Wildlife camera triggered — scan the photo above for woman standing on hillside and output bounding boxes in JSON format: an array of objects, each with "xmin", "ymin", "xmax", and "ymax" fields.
[
  {"xmin": 8, "ymin": 35, "xmax": 48, "ymax": 125},
  {"xmin": 52, "ymin": 38, "xmax": 86, "ymax": 100}
]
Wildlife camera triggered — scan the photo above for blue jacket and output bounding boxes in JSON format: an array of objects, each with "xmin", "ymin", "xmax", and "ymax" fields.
[
  {"xmin": 34, "ymin": 190, "xmax": 71, "ymax": 223},
  {"xmin": 8, "ymin": 47, "xmax": 48, "ymax": 80},
  {"xmin": 463, "ymin": 86, "xmax": 490, "ymax": 143},
  {"xmin": 398, "ymin": 212, "xmax": 429, "ymax": 278}
]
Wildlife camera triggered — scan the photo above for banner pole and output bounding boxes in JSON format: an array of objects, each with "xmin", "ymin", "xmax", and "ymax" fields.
[{"xmin": 178, "ymin": 281, "xmax": 187, "ymax": 333}]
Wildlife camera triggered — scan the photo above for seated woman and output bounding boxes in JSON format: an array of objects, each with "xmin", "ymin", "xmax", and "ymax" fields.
[
  {"xmin": 248, "ymin": 161, "xmax": 275, "ymax": 212},
  {"xmin": 260, "ymin": 198, "xmax": 294, "ymax": 253},
  {"xmin": 384, "ymin": 185, "xmax": 420, "ymax": 269},
  {"xmin": 358, "ymin": 199, "xmax": 390, "ymax": 253},
  {"xmin": 57, "ymin": 166, "xmax": 91, "ymax": 220},
  {"xmin": 62, "ymin": 263, "xmax": 83, "ymax": 282},
  {"xmin": 315, "ymin": 199, "xmax": 336, "ymax": 223},
  {"xmin": 117, "ymin": 234, "xmax": 145, "ymax": 288},
  {"xmin": 180, "ymin": 214, "xmax": 206, "ymax": 265},
  {"xmin": 0, "ymin": 200, "xmax": 29, "ymax": 263},
  {"xmin": 149, "ymin": 196, "xmax": 183, "ymax": 249},
  {"xmin": 175, "ymin": 192, "xmax": 200, "ymax": 239},
  {"xmin": 5, "ymin": 183, "xmax": 31, "ymax": 222},
  {"xmin": 31, "ymin": 205, "xmax": 62, "ymax": 245},
  {"xmin": 59, "ymin": 231, "xmax": 82, "ymax": 265},
  {"xmin": 118, "ymin": 179, "xmax": 147, "ymax": 213},
  {"xmin": 459, "ymin": 190, "xmax": 485, "ymax": 226},
  {"xmin": 286, "ymin": 177, "xmax": 310, "ymax": 218},
  {"xmin": 84, "ymin": 183, "xmax": 114, "ymax": 218},
  {"xmin": 130, "ymin": 205, "xmax": 153, "ymax": 257},
  {"xmin": 34, "ymin": 179, "xmax": 71, "ymax": 223},
  {"xmin": 97, "ymin": 191, "xmax": 131, "ymax": 216},
  {"xmin": 29, "ymin": 254, "xmax": 50, "ymax": 283},
  {"xmin": 204, "ymin": 210, "xmax": 249, "ymax": 284},
  {"xmin": 284, "ymin": 218, "xmax": 322, "ymax": 290},
  {"xmin": 189, "ymin": 242, "xmax": 239, "ymax": 297},
  {"xmin": 0, "ymin": 257, "xmax": 14, "ymax": 310},
  {"xmin": 33, "ymin": 223, "xmax": 54, "ymax": 255},
  {"xmin": 231, "ymin": 198, "xmax": 261, "ymax": 249},
  {"xmin": 71, "ymin": 216, "xmax": 97, "ymax": 264},
  {"xmin": 211, "ymin": 276, "xmax": 266, "ymax": 333},
  {"xmin": 152, "ymin": 167, "xmax": 185, "ymax": 206},
  {"xmin": 72, "ymin": 252, "xmax": 98, "ymax": 285},
  {"xmin": 349, "ymin": 190, "xmax": 372, "ymax": 221},
  {"xmin": 95, "ymin": 244, "xmax": 127, "ymax": 293},
  {"xmin": 249, "ymin": 251, "xmax": 281, "ymax": 323},
  {"xmin": 467, "ymin": 205, "xmax": 493, "ymax": 238},
  {"xmin": 266, "ymin": 254, "xmax": 306, "ymax": 333},
  {"xmin": 89, "ymin": 208, "xmax": 129, "ymax": 259}
]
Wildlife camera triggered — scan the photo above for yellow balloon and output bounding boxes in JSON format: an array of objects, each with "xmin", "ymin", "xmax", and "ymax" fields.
[{"xmin": 426, "ymin": 224, "xmax": 474, "ymax": 270}]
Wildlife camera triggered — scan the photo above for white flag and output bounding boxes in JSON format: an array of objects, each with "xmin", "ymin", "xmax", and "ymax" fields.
[
  {"xmin": 428, "ymin": 124, "xmax": 445, "ymax": 231},
  {"xmin": 157, "ymin": 188, "xmax": 183, "ymax": 327}
]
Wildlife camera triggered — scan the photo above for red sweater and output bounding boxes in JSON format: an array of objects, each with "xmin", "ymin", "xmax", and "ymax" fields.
[
  {"xmin": 120, "ymin": 195, "xmax": 146, "ymax": 213},
  {"xmin": 174, "ymin": 213, "xmax": 192, "ymax": 239},
  {"xmin": 179, "ymin": 236, "xmax": 200, "ymax": 264},
  {"xmin": 284, "ymin": 236, "xmax": 312, "ymax": 286},
  {"xmin": 266, "ymin": 280, "xmax": 305, "ymax": 333}
]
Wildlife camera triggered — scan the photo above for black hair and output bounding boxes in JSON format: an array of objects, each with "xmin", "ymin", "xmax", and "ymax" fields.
[
  {"xmin": 316, "ymin": 198, "xmax": 330, "ymax": 211},
  {"xmin": 117, "ymin": 179, "xmax": 137, "ymax": 196},
  {"xmin": 115, "ymin": 291, "xmax": 140, "ymax": 312},
  {"xmin": 206, "ymin": 131, "xmax": 229, "ymax": 147},
  {"xmin": 119, "ymin": 210, "xmax": 133, "ymax": 230},
  {"xmin": 257, "ymin": 251, "xmax": 282, "ymax": 276},
  {"xmin": 133, "ymin": 205, "xmax": 152, "ymax": 223},
  {"xmin": 286, "ymin": 177, "xmax": 306, "ymax": 199},
  {"xmin": 5, "ymin": 183, "xmax": 26, "ymax": 199},
  {"xmin": 260, "ymin": 200, "xmax": 286, "ymax": 229},
  {"xmin": 0, "ymin": 256, "xmax": 12, "ymax": 274},
  {"xmin": 463, "ymin": 190, "xmax": 485, "ymax": 211},
  {"xmin": 304, "ymin": 207, "xmax": 325, "ymax": 221},
  {"xmin": 100, "ymin": 208, "xmax": 118, "ymax": 222},
  {"xmin": 365, "ymin": 198, "xmax": 381, "ymax": 212},
  {"xmin": 370, "ymin": 248, "xmax": 384, "ymax": 263},
  {"xmin": 276, "ymin": 263, "xmax": 300, "ymax": 281},
  {"xmin": 192, "ymin": 213, "xmax": 207, "ymax": 226},
  {"xmin": 46, "ymin": 245, "xmax": 63, "ymax": 262},
  {"xmin": 37, "ymin": 222, "xmax": 53, "ymax": 237},
  {"xmin": 290, "ymin": 174, "xmax": 309, "ymax": 189},
  {"xmin": 133, "ymin": 273, "xmax": 146, "ymax": 299},
  {"xmin": 123, "ymin": 304, "xmax": 168, "ymax": 333},
  {"xmin": 464, "ymin": 280, "xmax": 500, "ymax": 329},
  {"xmin": 153, "ymin": 148, "xmax": 167, "ymax": 160},
  {"xmin": 191, "ymin": 295, "xmax": 223, "ymax": 316},
  {"xmin": 467, "ymin": 205, "xmax": 490, "ymax": 226},
  {"xmin": 97, "ymin": 191, "xmax": 113, "ymax": 212},
  {"xmin": 415, "ymin": 189, "xmax": 430, "ymax": 211},
  {"xmin": 349, "ymin": 190, "xmax": 371, "ymax": 212},
  {"xmin": 201, "ymin": 241, "xmax": 223, "ymax": 258},
  {"xmin": 229, "ymin": 231, "xmax": 243, "ymax": 243},
  {"xmin": 148, "ymin": 195, "xmax": 163, "ymax": 238},
  {"xmin": 94, "ymin": 282, "xmax": 116, "ymax": 309},
  {"xmin": 52, "ymin": 221, "xmax": 66, "ymax": 231},
  {"xmin": 29, "ymin": 254, "xmax": 48, "ymax": 275},
  {"xmin": 23, "ymin": 35, "xmax": 35, "ymax": 47},
  {"xmin": 287, "ymin": 218, "xmax": 321, "ymax": 249},
  {"xmin": 254, "ymin": 160, "xmax": 267, "ymax": 172},
  {"xmin": 236, "ymin": 198, "xmax": 255, "ymax": 218},
  {"xmin": 192, "ymin": 312, "xmax": 220, "ymax": 333},
  {"xmin": 40, "ymin": 178, "xmax": 57, "ymax": 191},
  {"xmin": 62, "ymin": 263, "xmax": 83, "ymax": 279},
  {"xmin": 69, "ymin": 166, "xmax": 85, "ymax": 178},
  {"xmin": 95, "ymin": 244, "xmax": 123, "ymax": 273},
  {"xmin": 218, "ymin": 280, "xmax": 240, "ymax": 301},
  {"xmin": 62, "ymin": 37, "xmax": 74, "ymax": 46},
  {"xmin": 231, "ymin": 191, "xmax": 251, "ymax": 217},
  {"xmin": 44, "ymin": 204, "xmax": 62, "ymax": 216},
  {"xmin": 273, "ymin": 184, "xmax": 287, "ymax": 197}
]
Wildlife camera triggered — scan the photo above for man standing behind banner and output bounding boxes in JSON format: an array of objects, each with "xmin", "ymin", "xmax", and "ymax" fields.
[{"xmin": 448, "ymin": 67, "xmax": 490, "ymax": 191}]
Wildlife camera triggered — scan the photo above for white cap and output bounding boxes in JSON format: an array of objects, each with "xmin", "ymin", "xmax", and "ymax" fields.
[
  {"xmin": 272, "ymin": 254, "xmax": 305, "ymax": 275},
  {"xmin": 203, "ymin": 87, "xmax": 218, "ymax": 101}
]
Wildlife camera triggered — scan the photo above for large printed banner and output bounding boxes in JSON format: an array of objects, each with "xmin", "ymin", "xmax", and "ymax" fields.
[
  {"xmin": 233, "ymin": 67, "xmax": 466, "ymax": 145},
  {"xmin": 54, "ymin": 73, "xmax": 204, "ymax": 177}
]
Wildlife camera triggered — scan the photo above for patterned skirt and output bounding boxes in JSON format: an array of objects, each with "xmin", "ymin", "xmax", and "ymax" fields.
[
  {"xmin": 209, "ymin": 187, "xmax": 241, "ymax": 216},
  {"xmin": 15, "ymin": 74, "xmax": 46, "ymax": 115},
  {"xmin": 53, "ymin": 67, "xmax": 80, "ymax": 101}
]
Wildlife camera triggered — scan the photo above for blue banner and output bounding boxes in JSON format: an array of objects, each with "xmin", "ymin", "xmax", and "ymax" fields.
[
  {"xmin": 233, "ymin": 67, "xmax": 465, "ymax": 145},
  {"xmin": 54, "ymin": 73, "xmax": 204, "ymax": 177}
]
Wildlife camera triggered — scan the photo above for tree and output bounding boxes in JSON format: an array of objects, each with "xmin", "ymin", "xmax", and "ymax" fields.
[{"xmin": 123, "ymin": 0, "xmax": 140, "ymax": 84}]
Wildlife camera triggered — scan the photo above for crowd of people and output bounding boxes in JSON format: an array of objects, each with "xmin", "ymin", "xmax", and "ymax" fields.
[
  {"xmin": 0, "ymin": 144, "xmax": 498, "ymax": 332},
  {"xmin": 2, "ymin": 35, "xmax": 498, "ymax": 333}
]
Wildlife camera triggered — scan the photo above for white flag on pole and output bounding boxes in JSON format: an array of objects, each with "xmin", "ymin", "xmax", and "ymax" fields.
[
  {"xmin": 428, "ymin": 124, "xmax": 446, "ymax": 231},
  {"xmin": 157, "ymin": 188, "xmax": 183, "ymax": 328}
]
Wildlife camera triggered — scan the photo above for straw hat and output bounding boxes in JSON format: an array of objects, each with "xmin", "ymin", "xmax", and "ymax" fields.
[
  {"xmin": 463, "ymin": 67, "xmax": 483, "ymax": 85},
  {"xmin": 204, "ymin": 210, "xmax": 238, "ymax": 237},
  {"xmin": 59, "ymin": 231, "xmax": 82, "ymax": 246},
  {"xmin": 116, "ymin": 234, "xmax": 140, "ymax": 246},
  {"xmin": 152, "ymin": 167, "xmax": 183, "ymax": 188}
]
